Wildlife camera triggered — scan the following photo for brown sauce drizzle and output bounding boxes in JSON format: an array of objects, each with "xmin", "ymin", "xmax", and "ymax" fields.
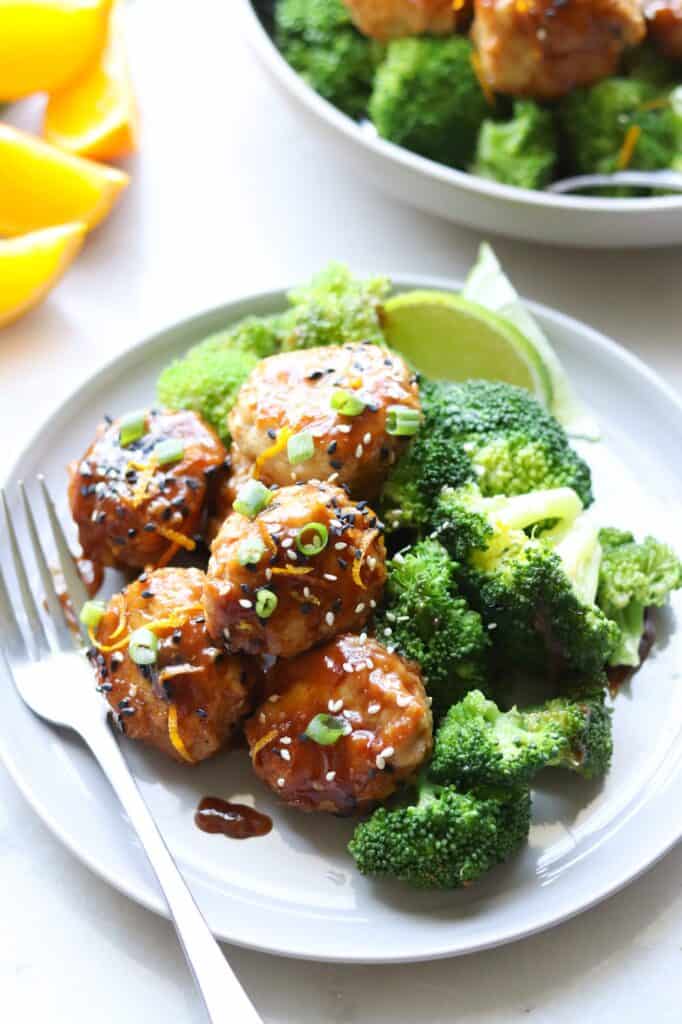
[
  {"xmin": 194, "ymin": 797, "xmax": 272, "ymax": 840},
  {"xmin": 607, "ymin": 609, "xmax": 656, "ymax": 695}
]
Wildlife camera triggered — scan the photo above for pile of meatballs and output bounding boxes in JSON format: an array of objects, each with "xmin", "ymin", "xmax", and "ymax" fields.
[{"xmin": 69, "ymin": 342, "xmax": 434, "ymax": 816}]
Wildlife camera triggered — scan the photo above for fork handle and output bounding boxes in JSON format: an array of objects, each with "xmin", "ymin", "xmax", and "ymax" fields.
[{"xmin": 84, "ymin": 715, "xmax": 262, "ymax": 1024}]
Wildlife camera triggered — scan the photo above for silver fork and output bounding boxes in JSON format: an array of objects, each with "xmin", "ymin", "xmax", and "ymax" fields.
[{"xmin": 0, "ymin": 479, "xmax": 262, "ymax": 1024}]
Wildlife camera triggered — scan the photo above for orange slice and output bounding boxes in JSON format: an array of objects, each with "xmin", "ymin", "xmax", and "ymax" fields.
[
  {"xmin": 0, "ymin": 222, "xmax": 86, "ymax": 328},
  {"xmin": 0, "ymin": 0, "xmax": 112, "ymax": 102},
  {"xmin": 0, "ymin": 123, "xmax": 129, "ymax": 235},
  {"xmin": 44, "ymin": 1, "xmax": 139, "ymax": 161}
]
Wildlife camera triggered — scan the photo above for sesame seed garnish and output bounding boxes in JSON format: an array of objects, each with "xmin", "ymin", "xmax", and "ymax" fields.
[
  {"xmin": 110, "ymin": 652, "xmax": 124, "ymax": 666},
  {"xmin": 359, "ymin": 632, "xmax": 367, "ymax": 642},
  {"xmin": 259, "ymin": 712, "xmax": 266, "ymax": 723},
  {"xmin": 280, "ymin": 748, "xmax": 291, "ymax": 762},
  {"xmin": 265, "ymin": 568, "xmax": 272, "ymax": 581},
  {"xmin": 269, "ymin": 694, "xmax": 280, "ymax": 703},
  {"xmin": 343, "ymin": 662, "xmax": 354, "ymax": 673},
  {"xmin": 396, "ymin": 694, "xmax": 411, "ymax": 707},
  {"xmin": 325, "ymin": 611, "xmax": 335, "ymax": 627},
  {"xmin": 369, "ymin": 599, "xmax": 376, "ymax": 609},
  {"xmin": 326, "ymin": 770, "xmax": 336, "ymax": 782},
  {"xmin": 375, "ymin": 754, "xmax": 386, "ymax": 770},
  {"xmin": 303, "ymin": 586, "xmax": 312, "ymax": 598},
  {"xmin": 277, "ymin": 777, "xmax": 285, "ymax": 788},
  {"xmin": 426, "ymin": 695, "xmax": 433, "ymax": 707},
  {"xmin": 342, "ymin": 709, "xmax": 354, "ymax": 719},
  {"xmin": 338, "ymin": 424, "xmax": 352, "ymax": 434},
  {"xmin": 239, "ymin": 598, "xmax": 253, "ymax": 609},
  {"xmin": 328, "ymin": 698, "xmax": 344, "ymax": 712},
  {"xmin": 488, "ymin": 622, "xmax": 498, "ymax": 630},
  {"xmin": 367, "ymin": 556, "xmax": 377, "ymax": 571},
  {"xmin": 280, "ymin": 736, "xmax": 292, "ymax": 745},
  {"xmin": 354, "ymin": 602, "xmax": 365, "ymax": 614},
  {"xmin": 287, "ymin": 549, "xmax": 298, "ymax": 561},
  {"xmin": 334, "ymin": 541, "xmax": 347, "ymax": 550},
  {"xmin": 383, "ymin": 627, "xmax": 392, "ymax": 636},
  {"xmin": 327, "ymin": 473, "xmax": 339, "ymax": 483},
  {"xmin": 368, "ymin": 702, "xmax": 380, "ymax": 714},
  {"xmin": 382, "ymin": 746, "xmax": 395, "ymax": 759},
  {"xmin": 355, "ymin": 444, "xmax": 364, "ymax": 458},
  {"xmin": 281, "ymin": 537, "xmax": 293, "ymax": 548},
  {"xmin": 363, "ymin": 432, "xmax": 371, "ymax": 445},
  {"xmin": 386, "ymin": 645, "xmax": 395, "ymax": 654},
  {"xmin": 323, "ymin": 573, "xmax": 338, "ymax": 582}
]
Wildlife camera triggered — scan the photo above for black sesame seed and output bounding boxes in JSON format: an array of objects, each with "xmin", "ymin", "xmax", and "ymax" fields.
[
  {"xmin": 112, "ymin": 536, "xmax": 126, "ymax": 546},
  {"xmin": 267, "ymin": 428, "xmax": 277, "ymax": 440},
  {"xmin": 196, "ymin": 708, "xmax": 208, "ymax": 719},
  {"xmin": 307, "ymin": 370, "xmax": 324, "ymax": 381},
  {"xmin": 379, "ymin": 447, "xmax": 390, "ymax": 461},
  {"xmin": 141, "ymin": 590, "xmax": 154, "ymax": 599},
  {"xmin": 356, "ymin": 501, "xmax": 368, "ymax": 511},
  {"xmin": 162, "ymin": 506, "xmax": 173, "ymax": 521},
  {"xmin": 300, "ymin": 602, "xmax": 313, "ymax": 615},
  {"xmin": 96, "ymin": 512, "xmax": 107, "ymax": 524},
  {"xmin": 143, "ymin": 523, "xmax": 156, "ymax": 532},
  {"xmin": 330, "ymin": 459, "xmax": 343, "ymax": 470},
  {"xmin": 127, "ymin": 527, "xmax": 138, "ymax": 537},
  {"xmin": 172, "ymin": 629, "xmax": 182, "ymax": 643},
  {"xmin": 327, "ymin": 441, "xmax": 337, "ymax": 455},
  {"xmin": 332, "ymin": 597, "xmax": 342, "ymax": 612},
  {"xmin": 185, "ymin": 478, "xmax": 200, "ymax": 491},
  {"xmin": 337, "ymin": 558, "xmax": 348, "ymax": 570},
  {"xmin": 104, "ymin": 414, "xmax": 113, "ymax": 425}
]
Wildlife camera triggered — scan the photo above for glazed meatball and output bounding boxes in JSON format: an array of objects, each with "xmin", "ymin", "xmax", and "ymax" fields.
[
  {"xmin": 204, "ymin": 482, "xmax": 386, "ymax": 658},
  {"xmin": 205, "ymin": 444, "xmax": 254, "ymax": 544},
  {"xmin": 227, "ymin": 342, "xmax": 421, "ymax": 499},
  {"xmin": 644, "ymin": 0, "xmax": 682, "ymax": 57},
  {"xmin": 91, "ymin": 568, "xmax": 253, "ymax": 763},
  {"xmin": 343, "ymin": 0, "xmax": 457, "ymax": 39},
  {"xmin": 471, "ymin": 0, "xmax": 645, "ymax": 100},
  {"xmin": 245, "ymin": 635, "xmax": 433, "ymax": 814},
  {"xmin": 69, "ymin": 409, "xmax": 228, "ymax": 571}
]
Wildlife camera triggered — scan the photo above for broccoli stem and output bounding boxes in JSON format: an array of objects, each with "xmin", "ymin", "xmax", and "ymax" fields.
[
  {"xmin": 551, "ymin": 515, "xmax": 603, "ymax": 606},
  {"xmin": 496, "ymin": 487, "xmax": 583, "ymax": 532}
]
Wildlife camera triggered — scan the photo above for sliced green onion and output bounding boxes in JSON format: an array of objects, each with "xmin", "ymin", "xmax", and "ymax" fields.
[
  {"xmin": 255, "ymin": 589, "xmax": 278, "ymax": 619},
  {"xmin": 153, "ymin": 438, "xmax": 185, "ymax": 466},
  {"xmin": 128, "ymin": 627, "xmax": 159, "ymax": 665},
  {"xmin": 304, "ymin": 712, "xmax": 351, "ymax": 745},
  {"xmin": 296, "ymin": 521, "xmax": 329, "ymax": 556},
  {"xmin": 238, "ymin": 537, "xmax": 266, "ymax": 566},
  {"xmin": 234, "ymin": 479, "xmax": 273, "ymax": 518},
  {"xmin": 79, "ymin": 599, "xmax": 106, "ymax": 629},
  {"xmin": 331, "ymin": 389, "xmax": 366, "ymax": 417},
  {"xmin": 386, "ymin": 405, "xmax": 420, "ymax": 436},
  {"xmin": 287, "ymin": 430, "xmax": 314, "ymax": 466},
  {"xmin": 119, "ymin": 410, "xmax": 146, "ymax": 447}
]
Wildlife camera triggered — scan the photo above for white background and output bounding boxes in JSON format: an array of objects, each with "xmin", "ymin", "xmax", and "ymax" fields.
[{"xmin": 2, "ymin": 2, "xmax": 682, "ymax": 1020}]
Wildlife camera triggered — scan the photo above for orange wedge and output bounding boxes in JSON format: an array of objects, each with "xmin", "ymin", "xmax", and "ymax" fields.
[
  {"xmin": 44, "ymin": 2, "xmax": 139, "ymax": 161},
  {"xmin": 0, "ymin": 222, "xmax": 86, "ymax": 328},
  {"xmin": 0, "ymin": 0, "xmax": 112, "ymax": 102},
  {"xmin": 0, "ymin": 123, "xmax": 129, "ymax": 235}
]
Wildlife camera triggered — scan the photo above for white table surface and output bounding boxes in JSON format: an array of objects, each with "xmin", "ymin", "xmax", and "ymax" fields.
[{"xmin": 2, "ymin": 2, "xmax": 682, "ymax": 1021}]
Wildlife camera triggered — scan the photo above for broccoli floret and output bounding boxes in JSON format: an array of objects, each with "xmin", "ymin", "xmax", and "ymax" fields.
[
  {"xmin": 348, "ymin": 774, "xmax": 531, "ymax": 889},
  {"xmin": 156, "ymin": 314, "xmax": 287, "ymax": 441},
  {"xmin": 559, "ymin": 79, "xmax": 677, "ymax": 188},
  {"xmin": 472, "ymin": 100, "xmax": 558, "ymax": 191},
  {"xmin": 283, "ymin": 262, "xmax": 389, "ymax": 349},
  {"xmin": 597, "ymin": 527, "xmax": 682, "ymax": 667},
  {"xmin": 275, "ymin": 0, "xmax": 383, "ymax": 119},
  {"xmin": 433, "ymin": 484, "xmax": 619, "ymax": 680},
  {"xmin": 432, "ymin": 688, "xmax": 612, "ymax": 787},
  {"xmin": 369, "ymin": 37, "xmax": 490, "ymax": 168},
  {"xmin": 374, "ymin": 539, "xmax": 490, "ymax": 719},
  {"xmin": 381, "ymin": 379, "xmax": 593, "ymax": 534}
]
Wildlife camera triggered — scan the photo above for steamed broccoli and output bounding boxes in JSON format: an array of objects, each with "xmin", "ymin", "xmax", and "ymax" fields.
[
  {"xmin": 284, "ymin": 262, "xmax": 389, "ymax": 349},
  {"xmin": 275, "ymin": 0, "xmax": 383, "ymax": 119},
  {"xmin": 369, "ymin": 37, "xmax": 490, "ymax": 168},
  {"xmin": 472, "ymin": 100, "xmax": 558, "ymax": 191},
  {"xmin": 381, "ymin": 379, "xmax": 593, "ymax": 534},
  {"xmin": 431, "ymin": 688, "xmax": 612, "ymax": 787},
  {"xmin": 433, "ymin": 483, "xmax": 619, "ymax": 680},
  {"xmin": 374, "ymin": 539, "xmax": 489, "ymax": 719},
  {"xmin": 348, "ymin": 774, "xmax": 531, "ymax": 889},
  {"xmin": 559, "ymin": 79, "xmax": 677, "ymax": 186},
  {"xmin": 156, "ymin": 314, "xmax": 288, "ymax": 441},
  {"xmin": 597, "ymin": 527, "xmax": 682, "ymax": 667}
]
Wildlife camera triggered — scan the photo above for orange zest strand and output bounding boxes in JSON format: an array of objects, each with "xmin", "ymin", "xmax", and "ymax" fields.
[
  {"xmin": 157, "ymin": 542, "xmax": 180, "ymax": 568},
  {"xmin": 88, "ymin": 626, "xmax": 130, "ymax": 652},
  {"xmin": 158, "ymin": 664, "xmax": 204, "ymax": 683},
  {"xmin": 617, "ymin": 124, "xmax": 641, "ymax": 170},
  {"xmin": 129, "ymin": 456, "xmax": 158, "ymax": 507},
  {"xmin": 258, "ymin": 520, "xmax": 278, "ymax": 557},
  {"xmin": 168, "ymin": 703, "xmax": 195, "ymax": 763},
  {"xmin": 88, "ymin": 603, "xmax": 204, "ymax": 652},
  {"xmin": 108, "ymin": 602, "xmax": 128, "ymax": 640},
  {"xmin": 270, "ymin": 565, "xmax": 314, "ymax": 576},
  {"xmin": 348, "ymin": 377, "xmax": 363, "ymax": 390},
  {"xmin": 471, "ymin": 51, "xmax": 495, "ymax": 107},
  {"xmin": 156, "ymin": 526, "xmax": 196, "ymax": 551},
  {"xmin": 250, "ymin": 728, "xmax": 278, "ymax": 761},
  {"xmin": 352, "ymin": 529, "xmax": 378, "ymax": 590},
  {"xmin": 253, "ymin": 427, "xmax": 291, "ymax": 479}
]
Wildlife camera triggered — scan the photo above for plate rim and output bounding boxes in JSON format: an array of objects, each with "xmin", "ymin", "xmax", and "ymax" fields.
[
  {"xmin": 238, "ymin": 0, "xmax": 682, "ymax": 216},
  {"xmin": 2, "ymin": 274, "xmax": 682, "ymax": 963}
]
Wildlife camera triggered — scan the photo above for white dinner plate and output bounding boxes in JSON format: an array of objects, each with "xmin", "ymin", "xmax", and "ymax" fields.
[
  {"xmin": 1, "ymin": 277, "xmax": 682, "ymax": 963},
  {"xmin": 238, "ymin": 0, "xmax": 682, "ymax": 249}
]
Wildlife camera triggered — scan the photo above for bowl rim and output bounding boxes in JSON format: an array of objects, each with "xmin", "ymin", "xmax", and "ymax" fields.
[{"xmin": 238, "ymin": 0, "xmax": 682, "ymax": 215}]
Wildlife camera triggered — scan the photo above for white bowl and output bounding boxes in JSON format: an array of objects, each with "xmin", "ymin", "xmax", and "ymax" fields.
[{"xmin": 238, "ymin": 0, "xmax": 682, "ymax": 248}]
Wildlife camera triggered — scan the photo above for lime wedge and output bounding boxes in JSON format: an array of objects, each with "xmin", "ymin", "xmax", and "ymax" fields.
[
  {"xmin": 383, "ymin": 290, "xmax": 553, "ymax": 408},
  {"xmin": 463, "ymin": 243, "xmax": 600, "ymax": 440}
]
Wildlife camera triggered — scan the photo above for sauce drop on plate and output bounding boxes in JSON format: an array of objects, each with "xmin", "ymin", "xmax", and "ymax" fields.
[{"xmin": 195, "ymin": 796, "xmax": 272, "ymax": 840}]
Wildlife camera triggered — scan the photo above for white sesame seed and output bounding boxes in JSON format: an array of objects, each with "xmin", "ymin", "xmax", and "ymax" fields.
[
  {"xmin": 382, "ymin": 746, "xmax": 395, "ymax": 759},
  {"xmin": 426, "ymin": 695, "xmax": 433, "ymax": 707},
  {"xmin": 359, "ymin": 632, "xmax": 367, "ymax": 642},
  {"xmin": 325, "ymin": 611, "xmax": 335, "ymax": 627},
  {"xmin": 110, "ymin": 652, "xmax": 124, "ymax": 666},
  {"xmin": 303, "ymin": 586, "xmax": 311, "ymax": 598},
  {"xmin": 327, "ymin": 472, "xmax": 339, "ymax": 483},
  {"xmin": 269, "ymin": 694, "xmax": 280, "ymax": 703},
  {"xmin": 334, "ymin": 541, "xmax": 347, "ymax": 550},
  {"xmin": 363, "ymin": 432, "xmax": 371, "ymax": 445},
  {"xmin": 259, "ymin": 712, "xmax": 266, "ymax": 723},
  {"xmin": 342, "ymin": 709, "xmax": 354, "ymax": 719},
  {"xmin": 386, "ymin": 645, "xmax": 395, "ymax": 654},
  {"xmin": 396, "ymin": 694, "xmax": 411, "ymax": 707},
  {"xmin": 365, "ymin": 659, "xmax": 374, "ymax": 670},
  {"xmin": 277, "ymin": 777, "xmax": 285, "ymax": 788},
  {"xmin": 323, "ymin": 573, "xmax": 338, "ymax": 582},
  {"xmin": 343, "ymin": 662, "xmax": 354, "ymax": 673},
  {"xmin": 265, "ymin": 567, "xmax": 272, "ymax": 580},
  {"xmin": 328, "ymin": 698, "xmax": 344, "ymax": 712},
  {"xmin": 368, "ymin": 702, "xmax": 381, "ymax": 714},
  {"xmin": 383, "ymin": 627, "xmax": 392, "ymax": 636},
  {"xmin": 367, "ymin": 556, "xmax": 377, "ymax": 571},
  {"xmin": 355, "ymin": 444, "xmax": 364, "ymax": 459},
  {"xmin": 369, "ymin": 599, "xmax": 376, "ymax": 609},
  {"xmin": 326, "ymin": 770, "xmax": 337, "ymax": 782},
  {"xmin": 338, "ymin": 424, "xmax": 351, "ymax": 434},
  {"xmin": 488, "ymin": 622, "xmax": 498, "ymax": 630},
  {"xmin": 239, "ymin": 598, "xmax": 253, "ymax": 609},
  {"xmin": 281, "ymin": 537, "xmax": 293, "ymax": 548},
  {"xmin": 375, "ymin": 754, "xmax": 386, "ymax": 770},
  {"xmin": 280, "ymin": 748, "xmax": 291, "ymax": 762},
  {"xmin": 354, "ymin": 602, "xmax": 365, "ymax": 613},
  {"xmin": 223, "ymin": 627, "xmax": 231, "ymax": 642},
  {"xmin": 280, "ymin": 736, "xmax": 292, "ymax": 745},
  {"xmin": 287, "ymin": 549, "xmax": 298, "ymax": 561}
]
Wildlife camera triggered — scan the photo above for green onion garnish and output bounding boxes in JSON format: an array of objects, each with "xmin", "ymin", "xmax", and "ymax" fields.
[
  {"xmin": 234, "ymin": 479, "xmax": 273, "ymax": 518},
  {"xmin": 255, "ymin": 589, "xmax": 278, "ymax": 619},
  {"xmin": 119, "ymin": 410, "xmax": 146, "ymax": 447},
  {"xmin": 79, "ymin": 600, "xmax": 106, "ymax": 629},
  {"xmin": 238, "ymin": 537, "xmax": 266, "ymax": 566},
  {"xmin": 153, "ymin": 438, "xmax": 185, "ymax": 465},
  {"xmin": 304, "ymin": 712, "xmax": 351, "ymax": 745},
  {"xmin": 386, "ymin": 405, "xmax": 420, "ymax": 436},
  {"xmin": 331, "ymin": 390, "xmax": 366, "ymax": 417},
  {"xmin": 296, "ymin": 521, "xmax": 329, "ymax": 556},
  {"xmin": 287, "ymin": 430, "xmax": 314, "ymax": 465},
  {"xmin": 128, "ymin": 627, "xmax": 159, "ymax": 665}
]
